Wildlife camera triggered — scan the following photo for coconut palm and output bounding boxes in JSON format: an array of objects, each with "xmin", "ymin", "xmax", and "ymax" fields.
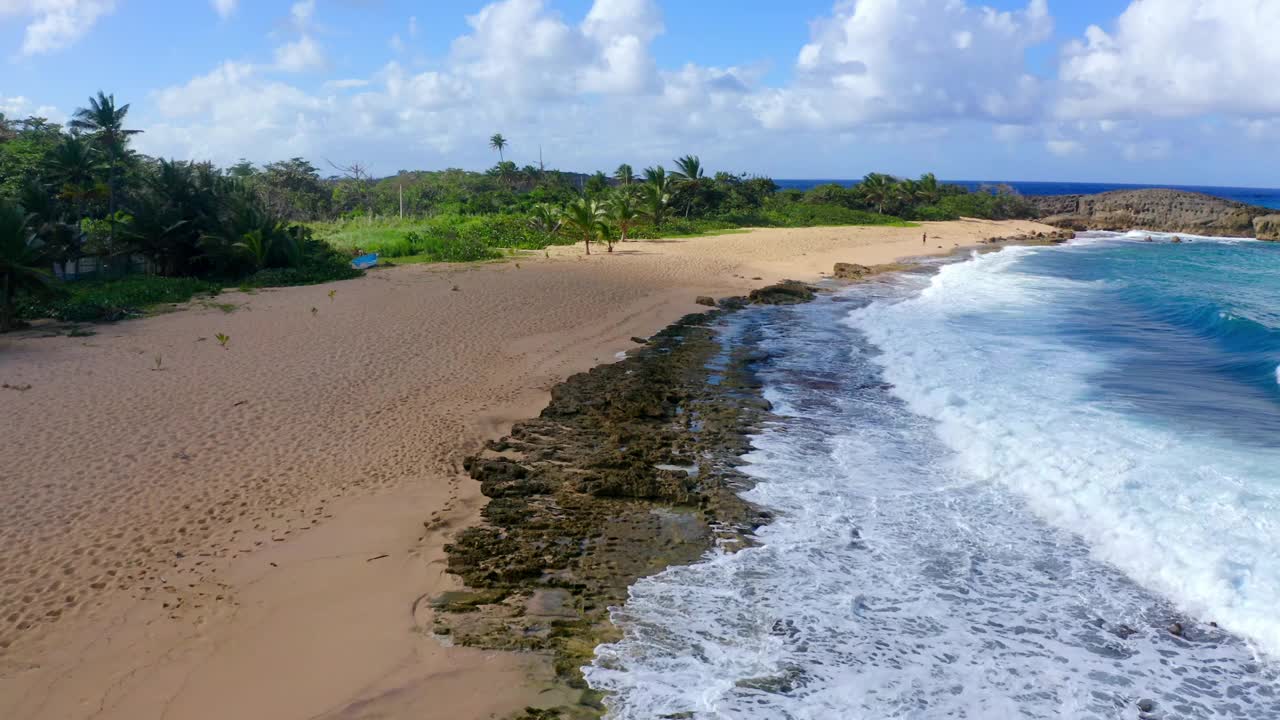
[
  {"xmin": 641, "ymin": 178, "xmax": 671, "ymax": 229},
  {"xmin": 561, "ymin": 196, "xmax": 605, "ymax": 255},
  {"xmin": 670, "ymin": 155, "xmax": 710, "ymax": 217},
  {"xmin": 70, "ymin": 92, "xmax": 141, "ymax": 246},
  {"xmin": 46, "ymin": 135, "xmax": 103, "ymax": 212},
  {"xmin": 489, "ymin": 133, "xmax": 508, "ymax": 162},
  {"xmin": 614, "ymin": 163, "xmax": 635, "ymax": 186},
  {"xmin": 643, "ymin": 165, "xmax": 666, "ymax": 186},
  {"xmin": 858, "ymin": 173, "xmax": 897, "ymax": 215},
  {"xmin": 528, "ymin": 203, "xmax": 561, "ymax": 236},
  {"xmin": 604, "ymin": 191, "xmax": 639, "ymax": 250},
  {"xmin": 915, "ymin": 172, "xmax": 942, "ymax": 205},
  {"xmin": 0, "ymin": 202, "xmax": 55, "ymax": 332}
]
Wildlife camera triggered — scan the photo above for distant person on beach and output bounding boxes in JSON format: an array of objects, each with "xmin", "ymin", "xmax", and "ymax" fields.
[{"xmin": 922, "ymin": 232, "xmax": 927, "ymax": 245}]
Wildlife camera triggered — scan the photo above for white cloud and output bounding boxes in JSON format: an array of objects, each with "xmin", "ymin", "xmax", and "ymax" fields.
[
  {"xmin": 0, "ymin": 0, "xmax": 117, "ymax": 55},
  {"xmin": 750, "ymin": 0, "xmax": 1053, "ymax": 130},
  {"xmin": 210, "ymin": 0, "xmax": 236, "ymax": 20},
  {"xmin": 289, "ymin": 0, "xmax": 314, "ymax": 29},
  {"xmin": 0, "ymin": 93, "xmax": 62, "ymax": 120},
  {"xmin": 126, "ymin": 0, "xmax": 1280, "ymax": 177},
  {"xmin": 1046, "ymin": 139, "xmax": 1083, "ymax": 156},
  {"xmin": 274, "ymin": 35, "xmax": 324, "ymax": 72},
  {"xmin": 1058, "ymin": 0, "xmax": 1280, "ymax": 119}
]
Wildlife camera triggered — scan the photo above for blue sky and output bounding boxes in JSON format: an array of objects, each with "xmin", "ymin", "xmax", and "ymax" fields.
[{"xmin": 2, "ymin": 1, "xmax": 1277, "ymax": 186}]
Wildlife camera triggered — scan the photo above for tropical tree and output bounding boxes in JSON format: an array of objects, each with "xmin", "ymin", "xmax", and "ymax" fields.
[
  {"xmin": 604, "ymin": 191, "xmax": 639, "ymax": 250},
  {"xmin": 641, "ymin": 177, "xmax": 671, "ymax": 229},
  {"xmin": 0, "ymin": 202, "xmax": 55, "ymax": 332},
  {"xmin": 614, "ymin": 163, "xmax": 635, "ymax": 186},
  {"xmin": 45, "ymin": 135, "xmax": 102, "ymax": 213},
  {"xmin": 561, "ymin": 196, "xmax": 605, "ymax": 255},
  {"xmin": 584, "ymin": 171, "xmax": 609, "ymax": 197},
  {"xmin": 69, "ymin": 92, "xmax": 141, "ymax": 230},
  {"xmin": 528, "ymin": 203, "xmax": 561, "ymax": 236},
  {"xmin": 670, "ymin": 154, "xmax": 710, "ymax": 217},
  {"xmin": 489, "ymin": 133, "xmax": 508, "ymax": 162},
  {"xmin": 915, "ymin": 172, "xmax": 942, "ymax": 205},
  {"xmin": 643, "ymin": 165, "xmax": 666, "ymax": 187},
  {"xmin": 858, "ymin": 173, "xmax": 896, "ymax": 214}
]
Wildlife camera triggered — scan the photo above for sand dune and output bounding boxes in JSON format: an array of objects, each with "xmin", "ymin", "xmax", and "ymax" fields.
[{"xmin": 0, "ymin": 219, "xmax": 1054, "ymax": 719}]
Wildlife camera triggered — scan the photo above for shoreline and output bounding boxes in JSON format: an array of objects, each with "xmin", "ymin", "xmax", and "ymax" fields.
[{"xmin": 0, "ymin": 219, "xmax": 1058, "ymax": 720}]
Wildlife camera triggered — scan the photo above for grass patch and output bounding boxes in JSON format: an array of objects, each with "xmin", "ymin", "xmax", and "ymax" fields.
[{"xmin": 17, "ymin": 276, "xmax": 223, "ymax": 323}]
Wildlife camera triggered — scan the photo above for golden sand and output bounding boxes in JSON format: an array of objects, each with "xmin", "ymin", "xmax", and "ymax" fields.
[{"xmin": 0, "ymin": 219, "xmax": 1055, "ymax": 719}]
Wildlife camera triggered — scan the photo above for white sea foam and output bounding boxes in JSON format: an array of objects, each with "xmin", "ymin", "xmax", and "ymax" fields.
[
  {"xmin": 848, "ymin": 249, "xmax": 1280, "ymax": 656},
  {"xmin": 587, "ymin": 278, "xmax": 1280, "ymax": 719}
]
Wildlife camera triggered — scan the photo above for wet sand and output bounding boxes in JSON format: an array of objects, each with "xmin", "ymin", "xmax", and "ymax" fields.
[{"xmin": 0, "ymin": 219, "xmax": 1055, "ymax": 719}]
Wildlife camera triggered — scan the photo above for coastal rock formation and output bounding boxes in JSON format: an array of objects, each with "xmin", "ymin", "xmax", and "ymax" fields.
[
  {"xmin": 1254, "ymin": 214, "xmax": 1280, "ymax": 241},
  {"xmin": 1030, "ymin": 189, "xmax": 1270, "ymax": 238},
  {"xmin": 833, "ymin": 262, "xmax": 871, "ymax": 280},
  {"xmin": 437, "ymin": 305, "xmax": 798, "ymax": 715},
  {"xmin": 749, "ymin": 280, "xmax": 818, "ymax": 305}
]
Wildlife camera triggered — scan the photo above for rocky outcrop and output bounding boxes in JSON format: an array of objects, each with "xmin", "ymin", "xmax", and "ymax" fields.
[
  {"xmin": 833, "ymin": 263, "xmax": 871, "ymax": 280},
  {"xmin": 1254, "ymin": 214, "xmax": 1280, "ymax": 241},
  {"xmin": 1030, "ymin": 189, "xmax": 1272, "ymax": 238},
  {"xmin": 437, "ymin": 305, "xmax": 799, "ymax": 715},
  {"xmin": 748, "ymin": 280, "xmax": 818, "ymax": 305}
]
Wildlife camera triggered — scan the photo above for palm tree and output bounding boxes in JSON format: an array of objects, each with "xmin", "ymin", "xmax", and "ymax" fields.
[
  {"xmin": 528, "ymin": 203, "xmax": 561, "ymax": 236},
  {"xmin": 615, "ymin": 163, "xmax": 635, "ymax": 186},
  {"xmin": 0, "ymin": 203, "xmax": 55, "ymax": 332},
  {"xmin": 643, "ymin": 165, "xmax": 666, "ymax": 186},
  {"xmin": 492, "ymin": 160, "xmax": 518, "ymax": 188},
  {"xmin": 46, "ymin": 136, "xmax": 102, "ymax": 214},
  {"xmin": 670, "ymin": 155, "xmax": 709, "ymax": 218},
  {"xmin": 70, "ymin": 92, "xmax": 141, "ymax": 246},
  {"xmin": 916, "ymin": 172, "xmax": 942, "ymax": 205},
  {"xmin": 489, "ymin": 133, "xmax": 508, "ymax": 162},
  {"xmin": 641, "ymin": 178, "xmax": 671, "ymax": 229},
  {"xmin": 858, "ymin": 173, "xmax": 896, "ymax": 215},
  {"xmin": 604, "ymin": 191, "xmax": 639, "ymax": 250},
  {"xmin": 561, "ymin": 197, "xmax": 605, "ymax": 255}
]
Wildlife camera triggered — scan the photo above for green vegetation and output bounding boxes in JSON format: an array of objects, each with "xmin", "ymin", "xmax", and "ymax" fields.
[
  {"xmin": 0, "ymin": 97, "xmax": 1035, "ymax": 330},
  {"xmin": 14, "ymin": 275, "xmax": 221, "ymax": 322}
]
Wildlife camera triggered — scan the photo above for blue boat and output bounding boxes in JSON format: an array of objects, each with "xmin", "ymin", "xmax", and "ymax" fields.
[{"xmin": 351, "ymin": 252, "xmax": 379, "ymax": 270}]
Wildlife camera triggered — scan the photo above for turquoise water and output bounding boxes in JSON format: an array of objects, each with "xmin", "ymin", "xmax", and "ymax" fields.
[
  {"xmin": 775, "ymin": 180, "xmax": 1280, "ymax": 209},
  {"xmin": 588, "ymin": 235, "xmax": 1280, "ymax": 719}
]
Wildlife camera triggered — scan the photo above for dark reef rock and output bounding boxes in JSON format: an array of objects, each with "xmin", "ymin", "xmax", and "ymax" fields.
[
  {"xmin": 749, "ymin": 280, "xmax": 818, "ymax": 305},
  {"xmin": 1030, "ymin": 189, "xmax": 1273, "ymax": 238},
  {"xmin": 436, "ymin": 300, "xmax": 807, "ymax": 716},
  {"xmin": 694, "ymin": 295, "xmax": 716, "ymax": 307}
]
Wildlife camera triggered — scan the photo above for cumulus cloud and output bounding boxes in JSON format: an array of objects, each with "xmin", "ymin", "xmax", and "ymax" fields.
[
  {"xmin": 0, "ymin": 0, "xmax": 117, "ymax": 55},
  {"xmin": 210, "ymin": 0, "xmax": 236, "ymax": 20},
  {"xmin": 1058, "ymin": 0, "xmax": 1280, "ymax": 119},
  {"xmin": 749, "ymin": 0, "xmax": 1053, "ymax": 130},
  {"xmin": 274, "ymin": 35, "xmax": 324, "ymax": 72},
  {"xmin": 0, "ymin": 93, "xmax": 62, "ymax": 120}
]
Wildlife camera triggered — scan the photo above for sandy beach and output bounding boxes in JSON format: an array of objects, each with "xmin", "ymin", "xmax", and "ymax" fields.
[{"xmin": 0, "ymin": 219, "xmax": 1054, "ymax": 720}]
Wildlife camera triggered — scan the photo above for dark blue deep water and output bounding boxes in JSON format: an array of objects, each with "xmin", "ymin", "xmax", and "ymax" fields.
[
  {"xmin": 589, "ymin": 233, "xmax": 1280, "ymax": 719},
  {"xmin": 776, "ymin": 179, "xmax": 1280, "ymax": 209}
]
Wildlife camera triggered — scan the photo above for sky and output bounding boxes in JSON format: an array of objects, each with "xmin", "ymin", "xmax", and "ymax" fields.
[{"xmin": 1, "ymin": 0, "xmax": 1278, "ymax": 186}]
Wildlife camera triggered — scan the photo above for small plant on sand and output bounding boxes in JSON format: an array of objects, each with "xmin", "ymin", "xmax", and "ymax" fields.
[
  {"xmin": 215, "ymin": 332, "xmax": 230, "ymax": 349},
  {"xmin": 152, "ymin": 353, "xmax": 163, "ymax": 371},
  {"xmin": 328, "ymin": 289, "xmax": 336, "ymax": 302}
]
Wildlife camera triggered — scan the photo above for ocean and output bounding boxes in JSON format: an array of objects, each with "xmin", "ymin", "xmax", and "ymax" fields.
[
  {"xmin": 586, "ymin": 233, "xmax": 1280, "ymax": 719},
  {"xmin": 775, "ymin": 179, "xmax": 1280, "ymax": 210}
]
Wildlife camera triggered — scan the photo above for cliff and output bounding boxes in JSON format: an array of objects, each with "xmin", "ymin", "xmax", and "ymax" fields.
[{"xmin": 1030, "ymin": 189, "xmax": 1277, "ymax": 239}]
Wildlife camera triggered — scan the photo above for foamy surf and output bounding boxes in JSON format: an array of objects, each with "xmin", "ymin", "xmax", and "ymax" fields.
[{"xmin": 588, "ymin": 237, "xmax": 1280, "ymax": 719}]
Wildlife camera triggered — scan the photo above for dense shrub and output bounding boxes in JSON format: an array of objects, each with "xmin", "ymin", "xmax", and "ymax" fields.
[
  {"xmin": 16, "ymin": 276, "xmax": 222, "ymax": 322},
  {"xmin": 934, "ymin": 192, "xmax": 1036, "ymax": 220}
]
